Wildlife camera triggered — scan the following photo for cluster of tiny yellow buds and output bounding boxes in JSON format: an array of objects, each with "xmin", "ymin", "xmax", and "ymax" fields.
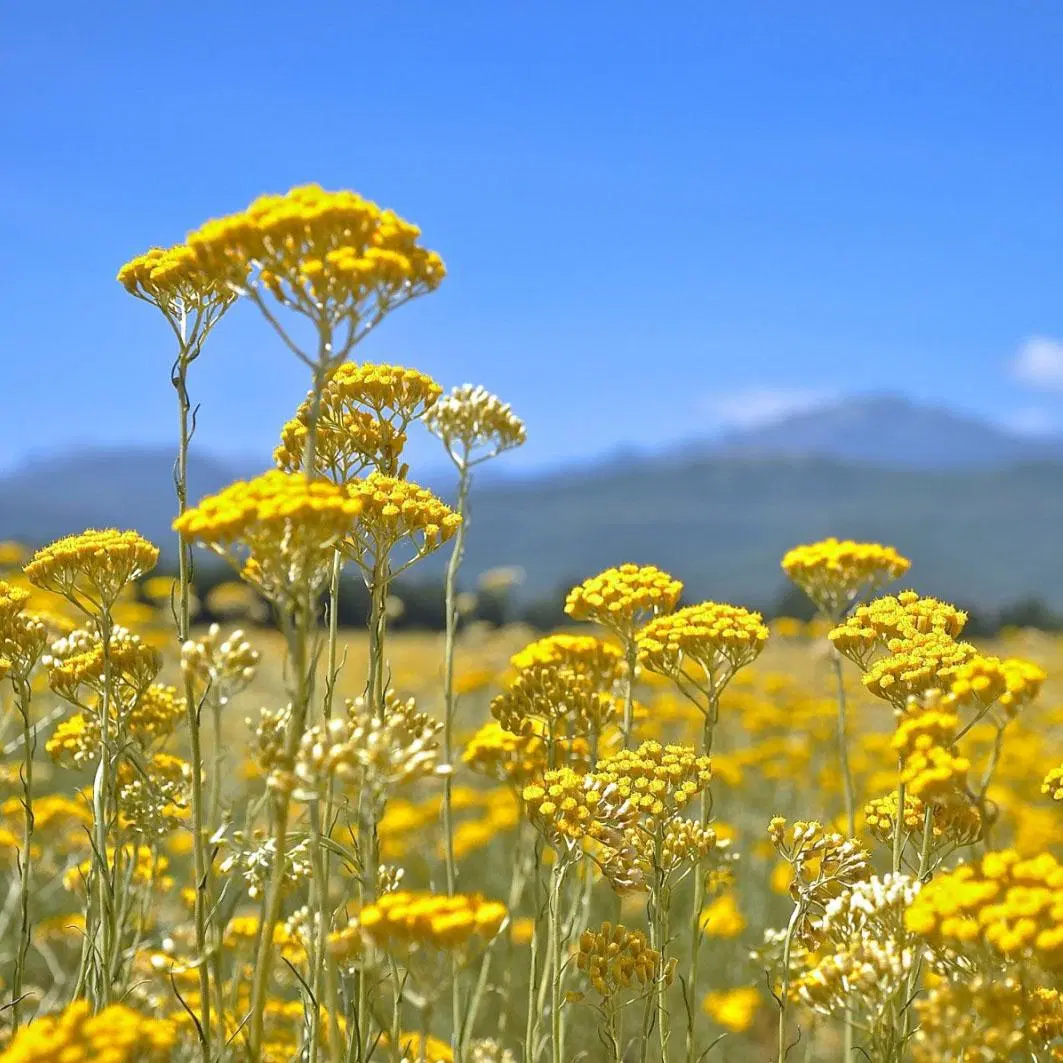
[
  {"xmin": 768, "ymin": 818, "xmax": 872, "ymax": 908},
  {"xmin": 1043, "ymin": 765, "xmax": 1063, "ymax": 802},
  {"xmin": 522, "ymin": 768, "xmax": 637, "ymax": 854},
  {"xmin": 357, "ymin": 890, "xmax": 506, "ymax": 952},
  {"xmin": 0, "ymin": 581, "xmax": 47, "ymax": 676},
  {"xmin": 424, "ymin": 383, "xmax": 527, "ymax": 461},
  {"xmin": 864, "ymin": 790, "xmax": 981, "ymax": 848},
  {"xmin": 185, "ymin": 185, "xmax": 445, "ymax": 338},
  {"xmin": 565, "ymin": 564, "xmax": 683, "ymax": 637},
  {"xmin": 0, "ymin": 579, "xmax": 29, "ymax": 626},
  {"xmin": 781, "ymin": 538, "xmax": 910, "ymax": 616},
  {"xmin": 946, "ymin": 655, "xmax": 1010, "ymax": 708},
  {"xmin": 998, "ymin": 657, "xmax": 1047, "ymax": 715},
  {"xmin": 294, "ymin": 690, "xmax": 442, "ymax": 801},
  {"xmin": 116, "ymin": 753, "xmax": 191, "ymax": 837},
  {"xmin": 829, "ymin": 591, "xmax": 968, "ymax": 669},
  {"xmin": 45, "ymin": 626, "xmax": 161, "ymax": 707},
  {"xmin": 463, "ymin": 721, "xmax": 551, "ymax": 788},
  {"xmin": 893, "ymin": 708, "xmax": 971, "ymax": 805},
  {"xmin": 248, "ymin": 704, "xmax": 292, "ymax": 784},
  {"xmin": 175, "ymin": 471, "xmax": 363, "ymax": 601},
  {"xmin": 180, "ymin": 624, "xmax": 259, "ymax": 707},
  {"xmin": 660, "ymin": 817, "xmax": 720, "ymax": 870},
  {"xmin": 912, "ymin": 977, "xmax": 1063, "ymax": 1063},
  {"xmin": 906, "ymin": 849, "xmax": 1063, "ymax": 969},
  {"xmin": 0, "ymin": 1001, "xmax": 176, "ymax": 1063},
  {"xmin": 862, "ymin": 631, "xmax": 978, "ymax": 706},
  {"xmin": 509, "ymin": 634, "xmax": 624, "ymax": 689},
  {"xmin": 593, "ymin": 741, "xmax": 712, "ymax": 819},
  {"xmin": 491, "ymin": 663, "xmax": 619, "ymax": 739},
  {"xmin": 345, "ymin": 473, "xmax": 460, "ymax": 566},
  {"xmin": 25, "ymin": 529, "xmax": 159, "ymax": 612},
  {"xmin": 576, "ymin": 922, "xmax": 674, "ymax": 996},
  {"xmin": 117, "ymin": 243, "xmax": 235, "ymax": 311},
  {"xmin": 276, "ymin": 362, "xmax": 442, "ymax": 479},
  {"xmin": 636, "ymin": 601, "xmax": 769, "ymax": 687}
]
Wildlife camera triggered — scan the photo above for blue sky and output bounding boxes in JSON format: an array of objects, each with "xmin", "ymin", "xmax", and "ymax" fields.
[{"xmin": 3, "ymin": 2, "xmax": 1063, "ymax": 475}]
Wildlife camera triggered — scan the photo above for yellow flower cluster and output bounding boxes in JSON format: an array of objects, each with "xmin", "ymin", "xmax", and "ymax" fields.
[
  {"xmin": 175, "ymin": 471, "xmax": 363, "ymax": 600},
  {"xmin": 491, "ymin": 663, "xmax": 618, "ymax": 739},
  {"xmin": 117, "ymin": 243, "xmax": 235, "ymax": 312},
  {"xmin": 47, "ymin": 627, "xmax": 162, "ymax": 708},
  {"xmin": 345, "ymin": 473, "xmax": 461, "ymax": 570},
  {"xmin": 862, "ymin": 631, "xmax": 977, "ymax": 706},
  {"xmin": 576, "ymin": 921, "xmax": 674, "ymax": 996},
  {"xmin": 891, "ymin": 707, "xmax": 971, "ymax": 804},
  {"xmin": 1043, "ymin": 764, "xmax": 1063, "ymax": 802},
  {"xmin": 829, "ymin": 591, "xmax": 968, "ymax": 669},
  {"xmin": 946, "ymin": 654, "xmax": 1045, "ymax": 715},
  {"xmin": 636, "ymin": 602, "xmax": 769, "ymax": 688},
  {"xmin": 509, "ymin": 633, "xmax": 623, "ymax": 689},
  {"xmin": 905, "ymin": 849, "xmax": 1063, "ymax": 969},
  {"xmin": 463, "ymin": 720, "xmax": 590, "ymax": 788},
  {"xmin": 25, "ymin": 530, "xmax": 159, "ymax": 612},
  {"xmin": 781, "ymin": 537, "xmax": 910, "ymax": 616},
  {"xmin": 522, "ymin": 768, "xmax": 637, "ymax": 853},
  {"xmin": 0, "ymin": 1001, "xmax": 175, "ymax": 1063},
  {"xmin": 701, "ymin": 987, "xmax": 761, "ymax": 1033},
  {"xmin": 382, "ymin": 1032, "xmax": 454, "ymax": 1063},
  {"xmin": 275, "ymin": 362, "xmax": 442, "ymax": 480},
  {"xmin": 593, "ymin": 741, "xmax": 712, "ymax": 819},
  {"xmin": 911, "ymin": 977, "xmax": 1063, "ymax": 1062},
  {"xmin": 0, "ymin": 580, "xmax": 47, "ymax": 677},
  {"xmin": 424, "ymin": 384, "xmax": 527, "ymax": 462},
  {"xmin": 863, "ymin": 790, "xmax": 981, "ymax": 848},
  {"xmin": 357, "ymin": 890, "xmax": 506, "ymax": 951},
  {"xmin": 186, "ymin": 184, "xmax": 445, "ymax": 339},
  {"xmin": 564, "ymin": 564, "xmax": 683, "ymax": 636}
]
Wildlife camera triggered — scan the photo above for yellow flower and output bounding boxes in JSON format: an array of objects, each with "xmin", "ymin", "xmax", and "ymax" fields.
[
  {"xmin": 702, "ymin": 986, "xmax": 762, "ymax": 1033},
  {"xmin": 0, "ymin": 1000, "xmax": 175, "ymax": 1062},
  {"xmin": 782, "ymin": 538, "xmax": 910, "ymax": 617},
  {"xmin": 175, "ymin": 470, "xmax": 363, "ymax": 603},
  {"xmin": 186, "ymin": 184, "xmax": 445, "ymax": 363},
  {"xmin": 699, "ymin": 892, "xmax": 747, "ymax": 938},
  {"xmin": 425, "ymin": 384, "xmax": 527, "ymax": 462},
  {"xmin": 565, "ymin": 563, "xmax": 683, "ymax": 638},
  {"xmin": 576, "ymin": 921, "xmax": 674, "ymax": 996},
  {"xmin": 25, "ymin": 530, "xmax": 158, "ymax": 614},
  {"xmin": 356, "ymin": 890, "xmax": 506, "ymax": 952}
]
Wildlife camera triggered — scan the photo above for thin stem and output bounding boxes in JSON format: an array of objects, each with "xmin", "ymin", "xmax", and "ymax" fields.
[
  {"xmin": 11, "ymin": 677, "xmax": 35, "ymax": 1030},
  {"xmin": 622, "ymin": 641, "xmax": 638, "ymax": 749},
  {"xmin": 175, "ymin": 355, "xmax": 214, "ymax": 1059},
  {"xmin": 776, "ymin": 903, "xmax": 804, "ymax": 1063},
  {"xmin": 549, "ymin": 857, "xmax": 568, "ymax": 1063},
  {"xmin": 524, "ymin": 836, "xmax": 544, "ymax": 1063},
  {"xmin": 90, "ymin": 613, "xmax": 115, "ymax": 1008}
]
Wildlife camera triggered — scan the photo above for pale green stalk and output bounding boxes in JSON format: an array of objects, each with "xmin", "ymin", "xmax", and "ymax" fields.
[
  {"xmin": 776, "ymin": 902, "xmax": 804, "ymax": 1063},
  {"xmin": 90, "ymin": 613, "xmax": 115, "ymax": 1008},
  {"xmin": 11, "ymin": 676, "xmax": 35, "ymax": 1030},
  {"xmin": 548, "ymin": 857, "xmax": 569, "ymax": 1063}
]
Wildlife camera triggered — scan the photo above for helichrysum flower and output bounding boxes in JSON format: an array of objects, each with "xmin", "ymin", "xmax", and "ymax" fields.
[
  {"xmin": 356, "ymin": 890, "xmax": 506, "ymax": 952},
  {"xmin": 509, "ymin": 633, "xmax": 624, "ymax": 689},
  {"xmin": 864, "ymin": 789, "xmax": 981, "ymax": 848},
  {"xmin": 781, "ymin": 538, "xmax": 910, "ymax": 617},
  {"xmin": 891, "ymin": 701, "xmax": 971, "ymax": 804},
  {"xmin": 276, "ymin": 362, "xmax": 442, "ymax": 479},
  {"xmin": 636, "ymin": 601, "xmax": 769, "ymax": 693},
  {"xmin": 701, "ymin": 987, "xmax": 762, "ymax": 1033},
  {"xmin": 180, "ymin": 624, "xmax": 259, "ymax": 708},
  {"xmin": 463, "ymin": 720, "xmax": 592, "ymax": 788},
  {"xmin": 576, "ymin": 922, "xmax": 674, "ymax": 997},
  {"xmin": 0, "ymin": 581, "xmax": 48, "ymax": 678},
  {"xmin": 175, "ymin": 470, "xmax": 363, "ymax": 603},
  {"xmin": 522, "ymin": 768, "xmax": 638, "ymax": 855},
  {"xmin": 565, "ymin": 564, "xmax": 683, "ymax": 638},
  {"xmin": 186, "ymin": 184, "xmax": 445, "ymax": 362},
  {"xmin": 25, "ymin": 530, "xmax": 159, "ymax": 614},
  {"xmin": 344, "ymin": 472, "xmax": 460, "ymax": 574},
  {"xmin": 0, "ymin": 1000, "xmax": 176, "ymax": 1062},
  {"xmin": 491, "ymin": 663, "xmax": 618, "ymax": 739},
  {"xmin": 905, "ymin": 849, "xmax": 1063, "ymax": 970},
  {"xmin": 862, "ymin": 631, "xmax": 978, "ymax": 706},
  {"xmin": 593, "ymin": 741, "xmax": 713, "ymax": 820},
  {"xmin": 768, "ymin": 818, "xmax": 872, "ymax": 910},
  {"xmin": 1043, "ymin": 764, "xmax": 1063, "ymax": 801},
  {"xmin": 425, "ymin": 383, "xmax": 527, "ymax": 464}
]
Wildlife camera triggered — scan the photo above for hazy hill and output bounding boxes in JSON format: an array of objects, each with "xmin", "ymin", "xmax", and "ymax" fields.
[
  {"xmin": 696, "ymin": 394, "xmax": 1063, "ymax": 468},
  {"xmin": 2, "ymin": 397, "xmax": 1062, "ymax": 608}
]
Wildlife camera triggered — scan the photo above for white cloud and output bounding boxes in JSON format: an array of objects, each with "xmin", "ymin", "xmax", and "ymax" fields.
[
  {"xmin": 1012, "ymin": 335, "xmax": 1063, "ymax": 391},
  {"xmin": 701, "ymin": 388, "xmax": 834, "ymax": 430}
]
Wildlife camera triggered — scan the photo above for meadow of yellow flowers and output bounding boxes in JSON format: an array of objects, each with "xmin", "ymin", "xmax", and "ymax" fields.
[{"xmin": 1, "ymin": 183, "xmax": 1062, "ymax": 1062}]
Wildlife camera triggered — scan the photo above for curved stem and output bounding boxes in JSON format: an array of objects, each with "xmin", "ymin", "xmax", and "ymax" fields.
[{"xmin": 776, "ymin": 902, "xmax": 803, "ymax": 1063}]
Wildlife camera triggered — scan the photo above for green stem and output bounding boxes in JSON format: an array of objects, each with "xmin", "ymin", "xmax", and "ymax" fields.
[
  {"xmin": 549, "ymin": 857, "xmax": 568, "ymax": 1063},
  {"xmin": 622, "ymin": 642, "xmax": 638, "ymax": 749},
  {"xmin": 776, "ymin": 903, "xmax": 803, "ymax": 1063},
  {"xmin": 11, "ymin": 677, "xmax": 35, "ymax": 1030}
]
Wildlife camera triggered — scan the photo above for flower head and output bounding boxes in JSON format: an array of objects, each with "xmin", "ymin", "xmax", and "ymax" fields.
[
  {"xmin": 576, "ymin": 922, "xmax": 674, "ymax": 997},
  {"xmin": 425, "ymin": 384, "xmax": 527, "ymax": 465},
  {"xmin": 565, "ymin": 564, "xmax": 683, "ymax": 639},
  {"xmin": 25, "ymin": 530, "xmax": 158, "ymax": 614},
  {"xmin": 782, "ymin": 538, "xmax": 910, "ymax": 617},
  {"xmin": 356, "ymin": 890, "xmax": 506, "ymax": 952}
]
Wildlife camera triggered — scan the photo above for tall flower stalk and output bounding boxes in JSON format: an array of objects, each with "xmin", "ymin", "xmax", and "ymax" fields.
[{"xmin": 426, "ymin": 384, "xmax": 525, "ymax": 1060}]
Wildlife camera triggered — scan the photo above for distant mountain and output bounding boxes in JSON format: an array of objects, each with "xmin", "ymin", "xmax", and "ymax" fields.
[
  {"xmin": 689, "ymin": 394, "xmax": 1063, "ymax": 468},
  {"xmin": 4, "ymin": 402, "xmax": 1063, "ymax": 609}
]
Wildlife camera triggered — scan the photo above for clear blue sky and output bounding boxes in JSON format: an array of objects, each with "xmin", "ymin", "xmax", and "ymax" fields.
[{"xmin": 3, "ymin": 3, "xmax": 1063, "ymax": 475}]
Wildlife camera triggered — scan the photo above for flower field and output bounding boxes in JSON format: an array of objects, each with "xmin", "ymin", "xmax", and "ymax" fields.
[{"xmin": 1, "ymin": 183, "xmax": 1063, "ymax": 1062}]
